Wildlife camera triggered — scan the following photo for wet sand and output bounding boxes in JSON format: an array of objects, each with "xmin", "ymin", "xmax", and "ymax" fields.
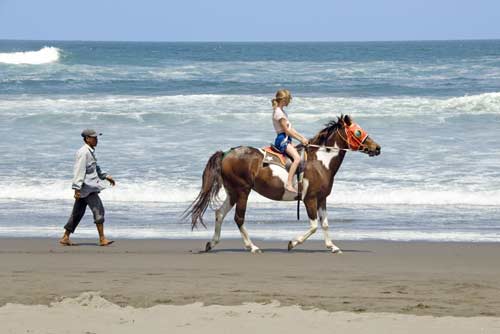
[{"xmin": 1, "ymin": 238, "xmax": 500, "ymax": 318}]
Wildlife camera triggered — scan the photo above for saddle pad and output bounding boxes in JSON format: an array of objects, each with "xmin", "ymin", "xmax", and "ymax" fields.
[{"xmin": 262, "ymin": 146, "xmax": 287, "ymax": 166}]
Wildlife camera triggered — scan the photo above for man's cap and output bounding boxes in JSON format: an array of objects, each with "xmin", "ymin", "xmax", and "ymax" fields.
[{"xmin": 81, "ymin": 129, "xmax": 102, "ymax": 138}]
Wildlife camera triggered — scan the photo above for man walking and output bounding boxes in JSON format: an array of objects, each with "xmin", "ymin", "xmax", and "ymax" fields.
[{"xmin": 60, "ymin": 129, "xmax": 116, "ymax": 246}]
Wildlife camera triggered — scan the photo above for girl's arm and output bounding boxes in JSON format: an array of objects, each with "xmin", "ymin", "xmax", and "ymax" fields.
[{"xmin": 279, "ymin": 119, "xmax": 308, "ymax": 145}]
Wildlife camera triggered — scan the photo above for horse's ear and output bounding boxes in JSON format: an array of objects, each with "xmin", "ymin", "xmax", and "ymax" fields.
[
  {"xmin": 343, "ymin": 115, "xmax": 352, "ymax": 126},
  {"xmin": 338, "ymin": 114, "xmax": 345, "ymax": 126}
]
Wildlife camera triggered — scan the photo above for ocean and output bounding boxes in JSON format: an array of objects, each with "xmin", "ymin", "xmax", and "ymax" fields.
[{"xmin": 0, "ymin": 40, "xmax": 499, "ymax": 242}]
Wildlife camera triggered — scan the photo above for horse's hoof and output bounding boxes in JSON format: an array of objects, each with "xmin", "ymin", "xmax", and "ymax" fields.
[
  {"xmin": 205, "ymin": 242, "xmax": 212, "ymax": 252},
  {"xmin": 331, "ymin": 248, "xmax": 342, "ymax": 254},
  {"xmin": 288, "ymin": 241, "xmax": 293, "ymax": 251},
  {"xmin": 251, "ymin": 248, "xmax": 263, "ymax": 254}
]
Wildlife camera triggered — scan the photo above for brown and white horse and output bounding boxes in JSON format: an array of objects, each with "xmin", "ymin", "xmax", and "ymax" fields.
[{"xmin": 185, "ymin": 115, "xmax": 381, "ymax": 253}]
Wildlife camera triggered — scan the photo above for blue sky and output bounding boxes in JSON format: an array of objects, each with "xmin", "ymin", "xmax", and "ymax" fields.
[{"xmin": 0, "ymin": 0, "xmax": 499, "ymax": 41}]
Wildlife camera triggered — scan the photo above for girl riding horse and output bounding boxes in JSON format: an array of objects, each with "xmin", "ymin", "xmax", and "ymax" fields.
[{"xmin": 185, "ymin": 115, "xmax": 381, "ymax": 253}]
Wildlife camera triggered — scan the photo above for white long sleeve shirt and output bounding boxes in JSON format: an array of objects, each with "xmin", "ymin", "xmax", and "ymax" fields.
[{"xmin": 72, "ymin": 144, "xmax": 108, "ymax": 198}]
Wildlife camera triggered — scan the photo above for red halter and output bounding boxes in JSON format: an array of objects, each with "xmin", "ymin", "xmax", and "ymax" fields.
[{"xmin": 341, "ymin": 123, "xmax": 369, "ymax": 151}]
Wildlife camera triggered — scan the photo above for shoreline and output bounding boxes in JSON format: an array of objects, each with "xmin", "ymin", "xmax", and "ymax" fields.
[{"xmin": 1, "ymin": 238, "xmax": 500, "ymax": 317}]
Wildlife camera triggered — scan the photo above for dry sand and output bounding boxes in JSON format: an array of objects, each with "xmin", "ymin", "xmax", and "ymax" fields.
[
  {"xmin": 1, "ymin": 238, "xmax": 500, "ymax": 333},
  {"xmin": 2, "ymin": 292, "xmax": 500, "ymax": 334}
]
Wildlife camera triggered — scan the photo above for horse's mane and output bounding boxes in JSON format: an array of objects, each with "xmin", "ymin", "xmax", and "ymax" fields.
[{"xmin": 310, "ymin": 116, "xmax": 343, "ymax": 145}]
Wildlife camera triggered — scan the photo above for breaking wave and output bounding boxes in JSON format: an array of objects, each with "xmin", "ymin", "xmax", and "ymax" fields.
[{"xmin": 0, "ymin": 46, "xmax": 61, "ymax": 65}]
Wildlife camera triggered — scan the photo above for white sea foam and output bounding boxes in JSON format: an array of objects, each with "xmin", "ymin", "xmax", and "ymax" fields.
[
  {"xmin": 0, "ymin": 225, "xmax": 499, "ymax": 242},
  {"xmin": 0, "ymin": 178, "xmax": 498, "ymax": 206},
  {"xmin": 1, "ymin": 93, "xmax": 500, "ymax": 121},
  {"xmin": 58, "ymin": 58, "xmax": 497, "ymax": 83},
  {"xmin": 0, "ymin": 46, "xmax": 61, "ymax": 65}
]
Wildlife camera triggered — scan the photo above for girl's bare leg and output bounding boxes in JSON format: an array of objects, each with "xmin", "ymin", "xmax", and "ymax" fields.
[{"xmin": 285, "ymin": 144, "xmax": 301, "ymax": 193}]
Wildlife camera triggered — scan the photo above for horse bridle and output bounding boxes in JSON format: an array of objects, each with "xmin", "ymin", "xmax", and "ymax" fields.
[
  {"xmin": 337, "ymin": 123, "xmax": 369, "ymax": 151},
  {"xmin": 307, "ymin": 122, "xmax": 369, "ymax": 152}
]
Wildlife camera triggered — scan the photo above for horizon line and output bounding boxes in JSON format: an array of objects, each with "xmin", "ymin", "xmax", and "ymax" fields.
[{"xmin": 1, "ymin": 37, "xmax": 499, "ymax": 44}]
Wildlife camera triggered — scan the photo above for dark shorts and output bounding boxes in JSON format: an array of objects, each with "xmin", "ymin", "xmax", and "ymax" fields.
[{"xmin": 274, "ymin": 132, "xmax": 292, "ymax": 153}]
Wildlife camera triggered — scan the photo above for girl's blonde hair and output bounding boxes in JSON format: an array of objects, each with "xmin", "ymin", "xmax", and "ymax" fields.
[{"xmin": 272, "ymin": 89, "xmax": 292, "ymax": 109}]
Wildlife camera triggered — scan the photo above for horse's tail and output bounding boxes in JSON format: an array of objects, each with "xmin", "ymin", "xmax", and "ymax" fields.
[{"xmin": 183, "ymin": 151, "xmax": 225, "ymax": 230}]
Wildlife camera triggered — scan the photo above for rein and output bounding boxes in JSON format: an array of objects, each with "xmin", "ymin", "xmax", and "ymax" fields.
[{"xmin": 306, "ymin": 144, "xmax": 352, "ymax": 151}]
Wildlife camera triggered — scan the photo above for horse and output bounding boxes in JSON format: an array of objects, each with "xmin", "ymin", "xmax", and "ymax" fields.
[{"xmin": 184, "ymin": 115, "xmax": 381, "ymax": 253}]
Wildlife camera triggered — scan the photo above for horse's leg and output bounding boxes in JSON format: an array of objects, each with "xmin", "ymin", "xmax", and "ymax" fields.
[
  {"xmin": 318, "ymin": 198, "xmax": 342, "ymax": 254},
  {"xmin": 206, "ymin": 194, "xmax": 234, "ymax": 252},
  {"xmin": 288, "ymin": 198, "xmax": 318, "ymax": 251},
  {"xmin": 234, "ymin": 191, "xmax": 261, "ymax": 253}
]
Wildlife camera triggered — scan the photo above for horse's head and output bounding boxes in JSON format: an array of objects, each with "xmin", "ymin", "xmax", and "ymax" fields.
[
  {"xmin": 337, "ymin": 115, "xmax": 381, "ymax": 156},
  {"xmin": 311, "ymin": 115, "xmax": 381, "ymax": 156}
]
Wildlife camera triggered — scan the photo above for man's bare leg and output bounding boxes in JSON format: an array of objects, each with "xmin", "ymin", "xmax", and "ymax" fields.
[
  {"xmin": 96, "ymin": 223, "xmax": 114, "ymax": 246},
  {"xmin": 59, "ymin": 230, "xmax": 74, "ymax": 246}
]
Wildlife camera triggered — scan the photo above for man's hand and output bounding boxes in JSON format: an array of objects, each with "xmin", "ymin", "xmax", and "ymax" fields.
[
  {"xmin": 74, "ymin": 190, "xmax": 81, "ymax": 200},
  {"xmin": 106, "ymin": 175, "xmax": 116, "ymax": 186}
]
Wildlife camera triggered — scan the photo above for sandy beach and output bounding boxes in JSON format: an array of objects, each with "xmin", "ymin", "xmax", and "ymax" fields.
[{"xmin": 1, "ymin": 238, "xmax": 500, "ymax": 332}]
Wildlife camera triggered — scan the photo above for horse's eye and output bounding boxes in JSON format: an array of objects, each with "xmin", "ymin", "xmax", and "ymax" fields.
[{"xmin": 355, "ymin": 130, "xmax": 362, "ymax": 138}]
